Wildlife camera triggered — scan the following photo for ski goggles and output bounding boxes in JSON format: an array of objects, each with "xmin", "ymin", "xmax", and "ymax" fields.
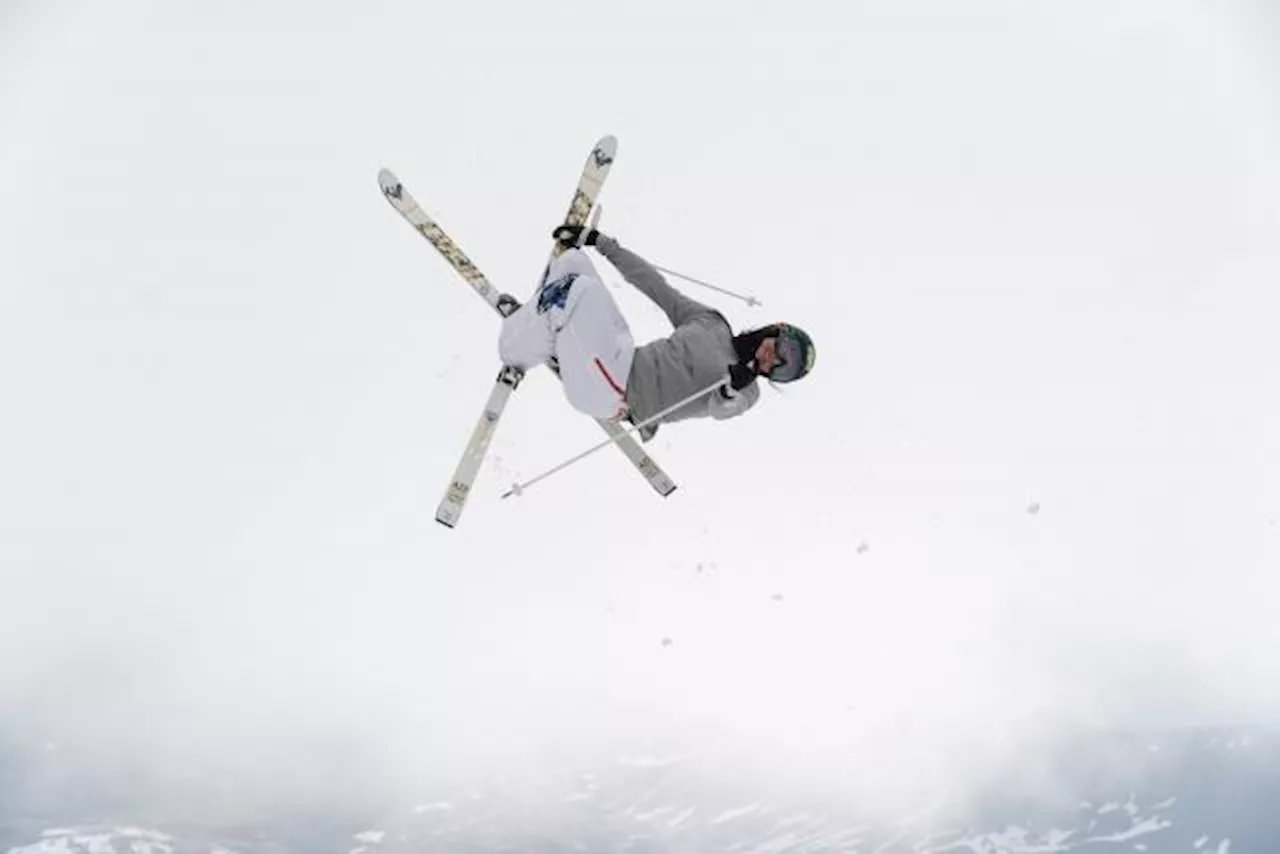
[{"xmin": 768, "ymin": 327, "xmax": 812, "ymax": 384}]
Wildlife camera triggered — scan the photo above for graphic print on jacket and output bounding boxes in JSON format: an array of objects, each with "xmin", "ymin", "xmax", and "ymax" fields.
[{"xmin": 537, "ymin": 273, "xmax": 577, "ymax": 314}]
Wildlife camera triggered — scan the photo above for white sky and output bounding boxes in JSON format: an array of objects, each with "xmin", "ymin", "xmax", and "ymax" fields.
[{"xmin": 2, "ymin": 0, "xmax": 1278, "ymax": 820}]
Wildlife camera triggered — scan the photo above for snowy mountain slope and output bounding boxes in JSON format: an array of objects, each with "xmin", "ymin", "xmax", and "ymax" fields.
[
  {"xmin": 2, "ymin": 728, "xmax": 1274, "ymax": 853},
  {"xmin": 349, "ymin": 727, "xmax": 1274, "ymax": 854}
]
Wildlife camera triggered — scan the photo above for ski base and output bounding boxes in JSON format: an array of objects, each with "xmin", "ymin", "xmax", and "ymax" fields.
[{"xmin": 435, "ymin": 365, "xmax": 523, "ymax": 527}]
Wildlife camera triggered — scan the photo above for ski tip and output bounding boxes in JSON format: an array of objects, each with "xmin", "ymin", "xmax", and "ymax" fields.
[
  {"xmin": 378, "ymin": 168, "xmax": 406, "ymax": 203},
  {"xmin": 589, "ymin": 135, "xmax": 617, "ymax": 168},
  {"xmin": 378, "ymin": 168, "xmax": 405, "ymax": 195},
  {"xmin": 435, "ymin": 502, "xmax": 461, "ymax": 528}
]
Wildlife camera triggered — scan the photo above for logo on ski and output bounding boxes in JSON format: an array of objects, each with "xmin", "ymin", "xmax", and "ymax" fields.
[{"xmin": 591, "ymin": 147, "xmax": 614, "ymax": 168}]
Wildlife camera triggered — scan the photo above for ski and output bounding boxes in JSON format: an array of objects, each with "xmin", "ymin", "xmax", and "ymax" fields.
[
  {"xmin": 434, "ymin": 364, "xmax": 522, "ymax": 528},
  {"xmin": 378, "ymin": 137, "xmax": 677, "ymax": 527}
]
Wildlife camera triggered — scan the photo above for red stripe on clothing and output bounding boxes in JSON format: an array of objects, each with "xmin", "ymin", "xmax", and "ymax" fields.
[{"xmin": 594, "ymin": 357, "xmax": 626, "ymax": 397}]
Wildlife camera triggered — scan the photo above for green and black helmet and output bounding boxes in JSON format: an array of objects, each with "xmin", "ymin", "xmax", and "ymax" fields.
[{"xmin": 766, "ymin": 323, "xmax": 816, "ymax": 383}]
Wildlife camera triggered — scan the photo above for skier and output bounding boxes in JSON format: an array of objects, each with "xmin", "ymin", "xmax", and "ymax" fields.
[{"xmin": 496, "ymin": 223, "xmax": 815, "ymax": 441}]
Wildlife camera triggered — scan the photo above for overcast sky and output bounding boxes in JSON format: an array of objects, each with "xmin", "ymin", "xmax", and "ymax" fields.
[{"xmin": 2, "ymin": 0, "xmax": 1278, "ymax": 822}]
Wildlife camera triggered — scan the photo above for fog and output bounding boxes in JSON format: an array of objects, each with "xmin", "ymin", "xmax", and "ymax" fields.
[{"xmin": 2, "ymin": 0, "xmax": 1278, "ymax": 827}]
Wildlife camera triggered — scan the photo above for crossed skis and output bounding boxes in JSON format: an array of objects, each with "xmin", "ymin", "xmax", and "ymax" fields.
[{"xmin": 378, "ymin": 136, "xmax": 677, "ymax": 528}]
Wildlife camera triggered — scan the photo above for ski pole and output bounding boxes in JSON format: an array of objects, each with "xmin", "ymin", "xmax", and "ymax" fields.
[
  {"xmin": 651, "ymin": 263, "xmax": 762, "ymax": 307},
  {"xmin": 590, "ymin": 204, "xmax": 760, "ymax": 307},
  {"xmin": 502, "ymin": 378, "xmax": 727, "ymax": 499}
]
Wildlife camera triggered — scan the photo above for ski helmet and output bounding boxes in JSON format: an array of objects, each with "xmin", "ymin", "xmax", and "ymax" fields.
[{"xmin": 766, "ymin": 323, "xmax": 816, "ymax": 383}]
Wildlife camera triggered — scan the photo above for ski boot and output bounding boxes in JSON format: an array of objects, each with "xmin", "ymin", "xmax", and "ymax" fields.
[{"xmin": 495, "ymin": 293, "xmax": 521, "ymax": 318}]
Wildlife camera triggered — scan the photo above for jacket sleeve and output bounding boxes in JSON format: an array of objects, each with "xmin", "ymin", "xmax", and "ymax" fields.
[
  {"xmin": 595, "ymin": 235, "xmax": 717, "ymax": 329},
  {"xmin": 707, "ymin": 379, "xmax": 760, "ymax": 420}
]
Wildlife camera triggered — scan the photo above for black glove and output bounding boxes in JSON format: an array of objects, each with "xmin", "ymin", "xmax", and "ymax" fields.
[
  {"xmin": 552, "ymin": 223, "xmax": 601, "ymax": 249},
  {"xmin": 727, "ymin": 362, "xmax": 757, "ymax": 392},
  {"xmin": 709, "ymin": 370, "xmax": 753, "ymax": 419}
]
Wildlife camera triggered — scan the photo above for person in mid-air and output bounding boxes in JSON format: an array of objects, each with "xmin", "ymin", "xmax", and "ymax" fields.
[{"xmin": 496, "ymin": 223, "xmax": 815, "ymax": 442}]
